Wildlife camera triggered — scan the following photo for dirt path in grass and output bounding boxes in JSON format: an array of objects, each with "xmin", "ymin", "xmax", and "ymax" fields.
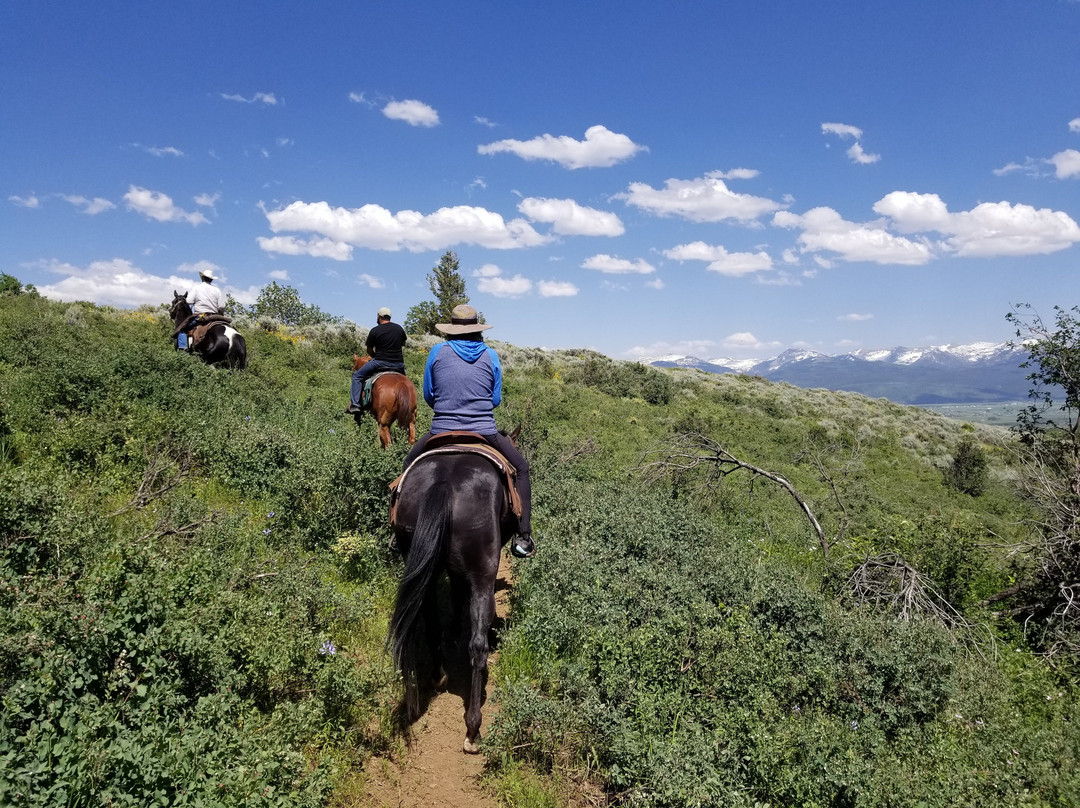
[{"xmin": 359, "ymin": 551, "xmax": 512, "ymax": 808}]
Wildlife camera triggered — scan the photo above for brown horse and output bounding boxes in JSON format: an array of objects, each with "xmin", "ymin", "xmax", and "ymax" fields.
[{"xmin": 351, "ymin": 355, "xmax": 417, "ymax": 449}]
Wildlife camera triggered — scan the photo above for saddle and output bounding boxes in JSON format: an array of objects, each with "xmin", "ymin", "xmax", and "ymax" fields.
[
  {"xmin": 173, "ymin": 313, "xmax": 233, "ymax": 351},
  {"xmin": 388, "ymin": 431, "xmax": 523, "ymax": 528}
]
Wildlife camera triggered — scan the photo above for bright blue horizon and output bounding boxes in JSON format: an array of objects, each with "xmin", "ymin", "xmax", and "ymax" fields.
[{"xmin": 4, "ymin": 1, "xmax": 1079, "ymax": 361}]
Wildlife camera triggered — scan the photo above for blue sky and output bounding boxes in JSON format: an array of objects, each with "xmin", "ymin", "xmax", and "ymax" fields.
[{"xmin": 4, "ymin": 1, "xmax": 1079, "ymax": 361}]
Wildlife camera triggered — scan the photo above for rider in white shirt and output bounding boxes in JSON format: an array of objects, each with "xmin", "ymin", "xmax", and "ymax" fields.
[{"xmin": 189, "ymin": 269, "xmax": 224, "ymax": 316}]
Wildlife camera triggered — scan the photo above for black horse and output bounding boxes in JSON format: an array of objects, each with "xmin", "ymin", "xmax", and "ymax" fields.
[
  {"xmin": 389, "ymin": 448, "xmax": 517, "ymax": 753},
  {"xmin": 169, "ymin": 291, "xmax": 247, "ymax": 369}
]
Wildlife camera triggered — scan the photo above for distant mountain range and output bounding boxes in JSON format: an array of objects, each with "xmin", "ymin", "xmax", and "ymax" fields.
[{"xmin": 644, "ymin": 342, "xmax": 1032, "ymax": 405}]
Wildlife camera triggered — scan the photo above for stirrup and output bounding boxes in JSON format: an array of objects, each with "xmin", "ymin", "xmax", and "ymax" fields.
[{"xmin": 511, "ymin": 534, "xmax": 535, "ymax": 559}]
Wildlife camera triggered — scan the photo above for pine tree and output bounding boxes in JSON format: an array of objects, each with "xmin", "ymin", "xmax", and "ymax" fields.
[{"xmin": 405, "ymin": 251, "xmax": 476, "ymax": 335}]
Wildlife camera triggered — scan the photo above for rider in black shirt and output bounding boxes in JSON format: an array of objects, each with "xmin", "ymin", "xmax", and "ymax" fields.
[{"xmin": 346, "ymin": 307, "xmax": 407, "ymax": 414}]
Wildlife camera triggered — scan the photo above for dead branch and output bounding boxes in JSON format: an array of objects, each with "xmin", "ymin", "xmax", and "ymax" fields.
[
  {"xmin": 136, "ymin": 513, "xmax": 217, "ymax": 544},
  {"xmin": 108, "ymin": 442, "xmax": 195, "ymax": 516},
  {"xmin": 845, "ymin": 552, "xmax": 970, "ymax": 629},
  {"xmin": 558, "ymin": 436, "xmax": 598, "ymax": 465},
  {"xmin": 636, "ymin": 431, "xmax": 834, "ymax": 558}
]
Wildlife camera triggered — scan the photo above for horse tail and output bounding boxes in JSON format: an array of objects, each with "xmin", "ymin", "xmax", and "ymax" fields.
[
  {"xmin": 389, "ymin": 480, "xmax": 451, "ymax": 718},
  {"xmin": 395, "ymin": 383, "xmax": 415, "ymax": 428},
  {"xmin": 228, "ymin": 333, "xmax": 247, "ymax": 370}
]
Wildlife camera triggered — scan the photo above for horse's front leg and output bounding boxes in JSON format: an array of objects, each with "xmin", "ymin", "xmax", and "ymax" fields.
[{"xmin": 462, "ymin": 576, "xmax": 495, "ymax": 754}]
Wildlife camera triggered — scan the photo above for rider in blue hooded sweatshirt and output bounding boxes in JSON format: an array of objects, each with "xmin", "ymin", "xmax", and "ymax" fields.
[{"xmin": 401, "ymin": 304, "xmax": 535, "ymax": 558}]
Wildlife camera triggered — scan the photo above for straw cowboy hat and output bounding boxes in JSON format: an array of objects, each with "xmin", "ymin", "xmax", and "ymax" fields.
[
  {"xmin": 436, "ymin": 304, "xmax": 492, "ymax": 335},
  {"xmin": 199, "ymin": 268, "xmax": 217, "ymax": 280}
]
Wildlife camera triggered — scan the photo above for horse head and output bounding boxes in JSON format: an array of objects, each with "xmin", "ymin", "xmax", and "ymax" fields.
[
  {"xmin": 169, "ymin": 291, "xmax": 191, "ymax": 322},
  {"xmin": 353, "ymin": 354, "xmax": 370, "ymax": 371}
]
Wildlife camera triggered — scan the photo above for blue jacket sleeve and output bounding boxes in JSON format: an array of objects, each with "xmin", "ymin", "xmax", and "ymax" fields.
[
  {"xmin": 488, "ymin": 347, "xmax": 503, "ymax": 408},
  {"xmin": 422, "ymin": 344, "xmax": 442, "ymax": 406}
]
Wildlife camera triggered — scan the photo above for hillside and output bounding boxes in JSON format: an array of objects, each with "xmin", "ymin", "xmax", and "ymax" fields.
[{"xmin": 0, "ymin": 292, "xmax": 1077, "ymax": 807}]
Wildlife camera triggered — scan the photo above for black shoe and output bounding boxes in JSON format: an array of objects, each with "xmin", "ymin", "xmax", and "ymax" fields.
[
  {"xmin": 344, "ymin": 404, "xmax": 362, "ymax": 415},
  {"xmin": 511, "ymin": 533, "xmax": 536, "ymax": 559}
]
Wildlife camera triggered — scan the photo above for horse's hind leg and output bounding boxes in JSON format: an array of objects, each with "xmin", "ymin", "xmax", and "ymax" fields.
[
  {"xmin": 462, "ymin": 575, "xmax": 496, "ymax": 754},
  {"xmin": 378, "ymin": 421, "xmax": 392, "ymax": 449}
]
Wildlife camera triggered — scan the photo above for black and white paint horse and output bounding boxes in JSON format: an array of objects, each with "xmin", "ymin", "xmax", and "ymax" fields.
[{"xmin": 169, "ymin": 291, "xmax": 247, "ymax": 369}]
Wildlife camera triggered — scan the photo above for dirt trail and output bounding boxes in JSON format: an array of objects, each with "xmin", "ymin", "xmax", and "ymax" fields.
[{"xmin": 360, "ymin": 552, "xmax": 512, "ymax": 808}]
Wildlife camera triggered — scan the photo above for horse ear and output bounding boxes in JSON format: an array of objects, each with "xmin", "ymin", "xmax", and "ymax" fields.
[{"xmin": 509, "ymin": 424, "xmax": 522, "ymax": 443}]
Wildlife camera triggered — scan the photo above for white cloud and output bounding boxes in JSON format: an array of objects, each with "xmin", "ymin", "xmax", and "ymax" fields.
[
  {"xmin": 537, "ymin": 279, "xmax": 578, "ymax": 297},
  {"xmin": 194, "ymin": 192, "xmax": 221, "ymax": 209},
  {"xmin": 473, "ymin": 263, "xmax": 502, "ymax": 278},
  {"xmin": 773, "ymin": 207, "xmax": 933, "ymax": 265},
  {"xmin": 714, "ymin": 168, "xmax": 760, "ymax": 180},
  {"xmin": 721, "ymin": 331, "xmax": 783, "ymax": 353},
  {"xmin": 663, "ymin": 241, "xmax": 773, "ymax": 276},
  {"xmin": 621, "ymin": 171, "xmax": 783, "ymax": 223},
  {"xmin": 268, "ymin": 269, "xmax": 290, "ymax": 281},
  {"xmin": 645, "ymin": 278, "xmax": 665, "ymax": 290},
  {"xmin": 822, "ymin": 122, "xmax": 879, "ymax": 164},
  {"xmin": 474, "ymin": 116, "xmax": 497, "ymax": 128},
  {"xmin": 821, "ymin": 122, "xmax": 863, "ymax": 139},
  {"xmin": 581, "ymin": 254, "xmax": 655, "ymax": 274},
  {"xmin": 871, "ymin": 190, "xmax": 950, "ymax": 231},
  {"xmin": 220, "ymin": 92, "xmax": 278, "ymax": 105},
  {"xmin": 1069, "ymin": 118, "xmax": 1080, "ymax": 134},
  {"xmin": 123, "ymin": 186, "xmax": 208, "ymax": 226},
  {"xmin": 838, "ymin": 313, "xmax": 873, "ymax": 321},
  {"xmin": 1050, "ymin": 149, "xmax": 1080, "ymax": 179},
  {"xmin": 875, "ymin": 191, "xmax": 1080, "ymax": 256},
  {"xmin": 348, "ymin": 91, "xmax": 369, "ymax": 105},
  {"xmin": 846, "ymin": 142, "xmax": 880, "ymax": 164},
  {"xmin": 256, "ymin": 235, "xmax": 354, "ymax": 261},
  {"xmin": 9, "ymin": 194, "xmax": 40, "ymax": 208},
  {"xmin": 35, "ymin": 258, "xmax": 196, "ymax": 307},
  {"xmin": 478, "ymin": 124, "xmax": 645, "ymax": 169},
  {"xmin": 382, "ymin": 99, "xmax": 440, "ymax": 127},
  {"xmin": 472, "ymin": 264, "xmax": 533, "ymax": 297},
  {"xmin": 992, "ymin": 161, "xmax": 1031, "ymax": 177},
  {"xmin": 59, "ymin": 194, "xmax": 115, "ymax": 215},
  {"xmin": 357, "ymin": 273, "xmax": 385, "ymax": 289},
  {"xmin": 262, "ymin": 200, "xmax": 551, "ymax": 252},
  {"xmin": 142, "ymin": 145, "xmax": 184, "ymax": 157},
  {"xmin": 33, "ymin": 257, "xmax": 261, "ymax": 307},
  {"xmin": 517, "ymin": 197, "xmax": 624, "ymax": 236}
]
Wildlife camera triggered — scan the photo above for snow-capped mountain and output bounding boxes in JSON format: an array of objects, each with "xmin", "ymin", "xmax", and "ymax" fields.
[{"xmin": 645, "ymin": 342, "xmax": 1030, "ymax": 405}]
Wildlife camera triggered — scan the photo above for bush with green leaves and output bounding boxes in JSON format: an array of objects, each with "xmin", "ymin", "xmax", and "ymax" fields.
[
  {"xmin": 489, "ymin": 473, "xmax": 1080, "ymax": 806},
  {"xmin": 0, "ymin": 292, "xmax": 406, "ymax": 805},
  {"xmin": 946, "ymin": 435, "xmax": 990, "ymax": 496}
]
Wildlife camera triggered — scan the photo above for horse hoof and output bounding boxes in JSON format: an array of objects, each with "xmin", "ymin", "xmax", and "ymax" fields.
[{"xmin": 463, "ymin": 736, "xmax": 481, "ymax": 755}]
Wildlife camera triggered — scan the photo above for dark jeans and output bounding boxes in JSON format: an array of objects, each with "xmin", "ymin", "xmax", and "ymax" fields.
[
  {"xmin": 350, "ymin": 359, "xmax": 405, "ymax": 407},
  {"xmin": 403, "ymin": 430, "xmax": 532, "ymax": 535}
]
